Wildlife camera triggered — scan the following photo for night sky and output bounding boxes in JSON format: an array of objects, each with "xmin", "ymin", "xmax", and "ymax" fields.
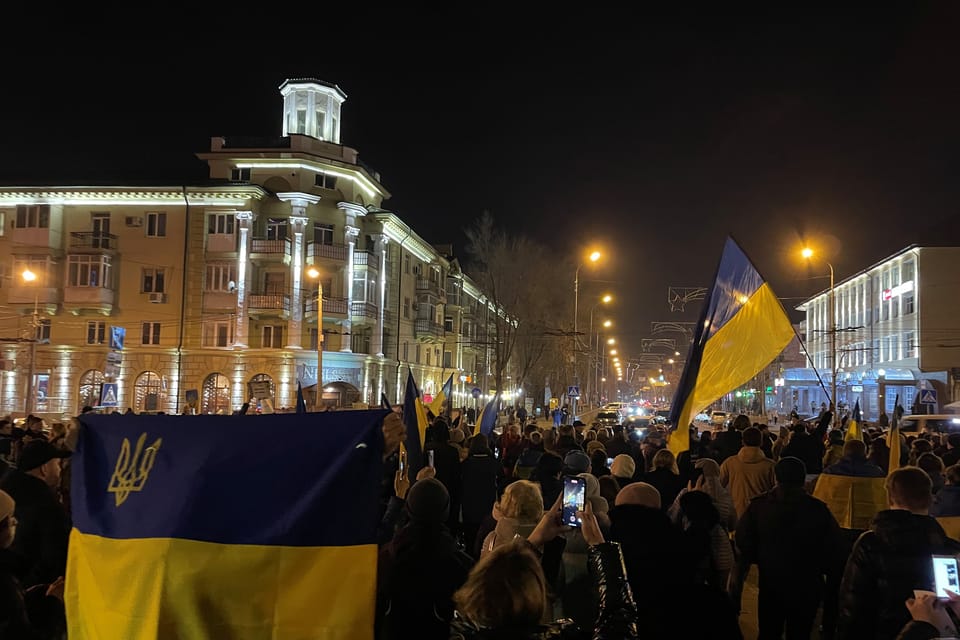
[{"xmin": 2, "ymin": 8, "xmax": 959, "ymax": 360}]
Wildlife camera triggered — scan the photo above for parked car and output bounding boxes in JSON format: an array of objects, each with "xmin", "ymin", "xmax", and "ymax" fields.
[
  {"xmin": 709, "ymin": 410, "xmax": 728, "ymax": 427},
  {"xmin": 594, "ymin": 410, "xmax": 623, "ymax": 429},
  {"xmin": 899, "ymin": 414, "xmax": 960, "ymax": 434}
]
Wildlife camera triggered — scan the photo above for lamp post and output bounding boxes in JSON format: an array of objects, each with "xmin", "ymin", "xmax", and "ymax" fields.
[
  {"xmin": 307, "ymin": 267, "xmax": 324, "ymax": 410},
  {"xmin": 802, "ymin": 247, "xmax": 836, "ymax": 424},
  {"xmin": 21, "ymin": 268, "xmax": 39, "ymax": 416},
  {"xmin": 588, "ymin": 294, "xmax": 612, "ymax": 407},
  {"xmin": 573, "ymin": 251, "xmax": 601, "ymax": 418}
]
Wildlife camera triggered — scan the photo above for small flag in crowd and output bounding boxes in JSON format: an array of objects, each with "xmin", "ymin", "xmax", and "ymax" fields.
[
  {"xmin": 68, "ymin": 411, "xmax": 388, "ymax": 639},
  {"xmin": 429, "ymin": 373, "xmax": 454, "ymax": 416},
  {"xmin": 668, "ymin": 236, "xmax": 796, "ymax": 455},
  {"xmin": 402, "ymin": 369, "xmax": 429, "ymax": 478},
  {"xmin": 888, "ymin": 394, "xmax": 902, "ymax": 474},
  {"xmin": 381, "ymin": 391, "xmax": 392, "ymax": 410},
  {"xmin": 844, "ymin": 400, "xmax": 863, "ymax": 442},
  {"xmin": 474, "ymin": 394, "xmax": 499, "ymax": 437}
]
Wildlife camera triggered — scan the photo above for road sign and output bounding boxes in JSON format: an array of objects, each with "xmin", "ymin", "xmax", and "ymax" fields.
[
  {"xmin": 567, "ymin": 385, "xmax": 580, "ymax": 398},
  {"xmin": 100, "ymin": 383, "xmax": 119, "ymax": 407},
  {"xmin": 471, "ymin": 387, "xmax": 481, "ymax": 399},
  {"xmin": 920, "ymin": 389, "xmax": 938, "ymax": 404}
]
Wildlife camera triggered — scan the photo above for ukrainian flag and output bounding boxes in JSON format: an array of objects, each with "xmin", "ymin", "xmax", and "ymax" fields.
[
  {"xmin": 844, "ymin": 399, "xmax": 863, "ymax": 442},
  {"xmin": 429, "ymin": 374, "xmax": 454, "ymax": 417},
  {"xmin": 668, "ymin": 237, "xmax": 796, "ymax": 454},
  {"xmin": 474, "ymin": 395, "xmax": 499, "ymax": 437},
  {"xmin": 403, "ymin": 369, "xmax": 430, "ymax": 477},
  {"xmin": 67, "ymin": 410, "xmax": 388, "ymax": 639}
]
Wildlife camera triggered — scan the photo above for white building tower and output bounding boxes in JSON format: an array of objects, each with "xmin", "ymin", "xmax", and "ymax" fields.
[{"xmin": 279, "ymin": 78, "xmax": 347, "ymax": 142}]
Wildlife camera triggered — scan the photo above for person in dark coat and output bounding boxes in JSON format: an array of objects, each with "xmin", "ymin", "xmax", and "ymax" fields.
[
  {"xmin": 930, "ymin": 464, "xmax": 960, "ymax": 517},
  {"xmin": 837, "ymin": 466, "xmax": 960, "ymax": 640},
  {"xmin": 424, "ymin": 422, "xmax": 462, "ymax": 536},
  {"xmin": 823, "ymin": 440, "xmax": 886, "ymax": 478},
  {"xmin": 460, "ymin": 435, "xmax": 501, "ymax": 556},
  {"xmin": 781, "ymin": 422, "xmax": 825, "ymax": 475},
  {"xmin": 714, "ymin": 422, "xmax": 743, "ymax": 463},
  {"xmin": 377, "ymin": 478, "xmax": 473, "ymax": 640},
  {"xmin": 736, "ymin": 457, "xmax": 843, "ymax": 640},
  {"xmin": 643, "ymin": 449, "xmax": 685, "ymax": 512},
  {"xmin": 0, "ymin": 441, "xmax": 70, "ymax": 588}
]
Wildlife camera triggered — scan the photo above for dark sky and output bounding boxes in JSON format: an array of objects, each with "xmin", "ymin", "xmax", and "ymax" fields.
[{"xmin": 2, "ymin": 8, "xmax": 959, "ymax": 360}]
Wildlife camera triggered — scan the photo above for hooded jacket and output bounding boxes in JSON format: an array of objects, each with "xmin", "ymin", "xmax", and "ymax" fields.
[
  {"xmin": 718, "ymin": 447, "xmax": 776, "ymax": 518},
  {"xmin": 837, "ymin": 510, "xmax": 960, "ymax": 640},
  {"xmin": 930, "ymin": 484, "xmax": 960, "ymax": 517}
]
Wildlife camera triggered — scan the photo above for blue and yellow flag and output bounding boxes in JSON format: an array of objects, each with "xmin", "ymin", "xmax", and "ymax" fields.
[
  {"xmin": 402, "ymin": 369, "xmax": 430, "ymax": 478},
  {"xmin": 67, "ymin": 411, "xmax": 387, "ymax": 639},
  {"xmin": 429, "ymin": 373, "xmax": 454, "ymax": 416},
  {"xmin": 888, "ymin": 394, "xmax": 902, "ymax": 474},
  {"xmin": 474, "ymin": 395, "xmax": 499, "ymax": 437},
  {"xmin": 845, "ymin": 399, "xmax": 863, "ymax": 442},
  {"xmin": 668, "ymin": 237, "xmax": 795, "ymax": 454}
]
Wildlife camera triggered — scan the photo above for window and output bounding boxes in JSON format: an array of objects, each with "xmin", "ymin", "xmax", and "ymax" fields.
[
  {"xmin": 353, "ymin": 272, "xmax": 367, "ymax": 302},
  {"xmin": 142, "ymin": 322, "xmax": 161, "ymax": 345},
  {"xmin": 201, "ymin": 373, "xmax": 231, "ymax": 414},
  {"xmin": 78, "ymin": 370, "xmax": 104, "ymax": 410},
  {"xmin": 134, "ymin": 371, "xmax": 163, "ymax": 413},
  {"xmin": 881, "ymin": 299, "xmax": 889, "ymax": 321},
  {"xmin": 208, "ymin": 213, "xmax": 235, "ymax": 235},
  {"xmin": 892, "ymin": 295, "xmax": 899, "ymax": 319},
  {"xmin": 903, "ymin": 259, "xmax": 915, "ymax": 283},
  {"xmin": 68, "ymin": 255, "xmax": 112, "ymax": 288},
  {"xmin": 203, "ymin": 321, "xmax": 234, "ymax": 347},
  {"xmin": 14, "ymin": 257, "xmax": 52, "ymax": 287},
  {"xmin": 230, "ymin": 168, "xmax": 251, "ymax": 182},
  {"xmin": 443, "ymin": 351, "xmax": 452, "ymax": 368},
  {"xmin": 15, "ymin": 205, "xmax": 50, "ymax": 229},
  {"xmin": 142, "ymin": 268, "xmax": 166, "ymax": 293},
  {"xmin": 266, "ymin": 218, "xmax": 288, "ymax": 240},
  {"xmin": 35, "ymin": 319, "xmax": 51, "ymax": 343},
  {"xmin": 904, "ymin": 332, "xmax": 916, "ymax": 359},
  {"xmin": 205, "ymin": 264, "xmax": 237, "ymax": 291},
  {"xmin": 444, "ymin": 316, "xmax": 454, "ymax": 332},
  {"xmin": 402, "ymin": 342, "xmax": 408, "ymax": 361},
  {"xmin": 315, "ymin": 109, "xmax": 326, "ymax": 135},
  {"xmin": 404, "ymin": 253, "xmax": 410, "ymax": 274},
  {"xmin": 309, "ymin": 328, "xmax": 319, "ymax": 350},
  {"xmin": 262, "ymin": 325, "xmax": 284, "ymax": 349},
  {"xmin": 415, "ymin": 346, "xmax": 421, "ymax": 364},
  {"xmin": 314, "ymin": 223, "xmax": 334, "ymax": 245},
  {"xmin": 86, "ymin": 321, "xmax": 106, "ymax": 345},
  {"xmin": 296, "ymin": 109, "xmax": 306, "ymax": 132},
  {"xmin": 904, "ymin": 292, "xmax": 915, "ymax": 315},
  {"xmin": 887, "ymin": 335, "xmax": 899, "ymax": 361},
  {"xmin": 146, "ymin": 212, "xmax": 167, "ymax": 237},
  {"xmin": 873, "ymin": 339, "xmax": 880, "ymax": 363},
  {"xmin": 314, "ymin": 173, "xmax": 337, "ymax": 189},
  {"xmin": 403, "ymin": 297, "xmax": 411, "ymax": 319},
  {"xmin": 0, "ymin": 211, "xmax": 5, "ymax": 235}
]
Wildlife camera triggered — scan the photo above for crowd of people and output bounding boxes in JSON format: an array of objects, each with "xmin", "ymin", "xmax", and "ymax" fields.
[
  {"xmin": 5, "ymin": 403, "xmax": 960, "ymax": 638},
  {"xmin": 376, "ymin": 406, "xmax": 960, "ymax": 640}
]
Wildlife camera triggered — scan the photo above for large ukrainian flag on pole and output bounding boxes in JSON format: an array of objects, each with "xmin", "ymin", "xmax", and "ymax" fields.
[
  {"xmin": 668, "ymin": 237, "xmax": 795, "ymax": 455},
  {"xmin": 67, "ymin": 410, "xmax": 388, "ymax": 639}
]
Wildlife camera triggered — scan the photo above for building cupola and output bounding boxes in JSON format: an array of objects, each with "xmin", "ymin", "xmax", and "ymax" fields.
[{"xmin": 279, "ymin": 78, "xmax": 347, "ymax": 143}]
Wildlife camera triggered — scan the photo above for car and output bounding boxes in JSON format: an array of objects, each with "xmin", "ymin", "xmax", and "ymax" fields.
[
  {"xmin": 604, "ymin": 402, "xmax": 625, "ymax": 412},
  {"xmin": 709, "ymin": 410, "xmax": 728, "ymax": 426},
  {"xmin": 594, "ymin": 410, "xmax": 623, "ymax": 429},
  {"xmin": 899, "ymin": 414, "xmax": 960, "ymax": 434}
]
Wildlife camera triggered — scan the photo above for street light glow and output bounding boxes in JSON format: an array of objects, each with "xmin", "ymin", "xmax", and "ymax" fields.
[
  {"xmin": 22, "ymin": 269, "xmax": 37, "ymax": 282},
  {"xmin": 609, "ymin": 349, "xmax": 617, "ymax": 355},
  {"xmin": 801, "ymin": 247, "xmax": 814, "ymax": 259},
  {"xmin": 601, "ymin": 294, "xmax": 612, "ymax": 303},
  {"xmin": 589, "ymin": 251, "xmax": 601, "ymax": 262},
  {"xmin": 603, "ymin": 320, "xmax": 612, "ymax": 328},
  {"xmin": 307, "ymin": 267, "xmax": 320, "ymax": 279},
  {"xmin": 607, "ymin": 338, "xmax": 615, "ymax": 345},
  {"xmin": 668, "ymin": 358, "xmax": 675, "ymax": 364}
]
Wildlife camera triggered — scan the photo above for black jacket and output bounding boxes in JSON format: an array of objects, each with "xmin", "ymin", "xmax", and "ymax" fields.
[
  {"xmin": 714, "ymin": 430, "xmax": 742, "ymax": 463},
  {"xmin": 461, "ymin": 453, "xmax": 500, "ymax": 524},
  {"xmin": 735, "ymin": 485, "xmax": 842, "ymax": 588},
  {"xmin": 449, "ymin": 542, "xmax": 638, "ymax": 640},
  {"xmin": 0, "ymin": 473, "xmax": 69, "ymax": 587},
  {"xmin": 643, "ymin": 468, "xmax": 684, "ymax": 512},
  {"xmin": 0, "ymin": 549, "xmax": 63, "ymax": 639},
  {"xmin": 781, "ymin": 431, "xmax": 825, "ymax": 474},
  {"xmin": 837, "ymin": 510, "xmax": 960, "ymax": 640}
]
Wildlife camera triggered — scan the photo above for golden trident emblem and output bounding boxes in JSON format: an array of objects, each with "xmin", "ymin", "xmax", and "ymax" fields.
[{"xmin": 107, "ymin": 433, "xmax": 162, "ymax": 507}]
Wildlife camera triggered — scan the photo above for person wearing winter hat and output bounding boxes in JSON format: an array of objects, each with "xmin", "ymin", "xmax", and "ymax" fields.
[
  {"xmin": 563, "ymin": 449, "xmax": 591, "ymax": 476},
  {"xmin": 377, "ymin": 477, "xmax": 473, "ymax": 640},
  {"xmin": 480, "ymin": 480, "xmax": 544, "ymax": 558},
  {"xmin": 610, "ymin": 454, "xmax": 637, "ymax": 489}
]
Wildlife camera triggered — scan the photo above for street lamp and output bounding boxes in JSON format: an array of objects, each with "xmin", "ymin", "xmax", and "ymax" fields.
[
  {"xmin": 21, "ymin": 269, "xmax": 39, "ymax": 416},
  {"xmin": 307, "ymin": 267, "xmax": 324, "ymax": 410},
  {"xmin": 573, "ymin": 250, "xmax": 602, "ymax": 417},
  {"xmin": 802, "ymin": 247, "xmax": 836, "ymax": 423},
  {"xmin": 587, "ymin": 294, "xmax": 613, "ymax": 407}
]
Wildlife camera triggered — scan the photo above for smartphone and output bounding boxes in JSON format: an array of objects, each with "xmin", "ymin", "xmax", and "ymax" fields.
[
  {"xmin": 427, "ymin": 449, "xmax": 435, "ymax": 468},
  {"xmin": 932, "ymin": 555, "xmax": 960, "ymax": 598},
  {"xmin": 606, "ymin": 457, "xmax": 614, "ymax": 468},
  {"xmin": 398, "ymin": 448, "xmax": 406, "ymax": 475},
  {"xmin": 562, "ymin": 476, "xmax": 586, "ymax": 528}
]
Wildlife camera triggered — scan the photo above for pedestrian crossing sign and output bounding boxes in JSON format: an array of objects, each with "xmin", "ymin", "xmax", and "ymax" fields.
[
  {"xmin": 920, "ymin": 389, "xmax": 938, "ymax": 404},
  {"xmin": 100, "ymin": 383, "xmax": 119, "ymax": 408}
]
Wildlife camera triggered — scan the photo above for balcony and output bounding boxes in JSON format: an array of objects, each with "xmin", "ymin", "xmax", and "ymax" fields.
[
  {"xmin": 70, "ymin": 232, "xmax": 117, "ymax": 253},
  {"xmin": 7, "ymin": 286, "xmax": 59, "ymax": 313},
  {"xmin": 307, "ymin": 241, "xmax": 347, "ymax": 262},
  {"xmin": 353, "ymin": 250, "xmax": 378, "ymax": 271},
  {"xmin": 207, "ymin": 233, "xmax": 237, "ymax": 253},
  {"xmin": 416, "ymin": 278, "xmax": 444, "ymax": 298},
  {"xmin": 202, "ymin": 291, "xmax": 236, "ymax": 311},
  {"xmin": 351, "ymin": 301, "xmax": 378, "ymax": 320},
  {"xmin": 306, "ymin": 296, "xmax": 347, "ymax": 316},
  {"xmin": 248, "ymin": 294, "xmax": 290, "ymax": 317},
  {"xmin": 414, "ymin": 318, "xmax": 444, "ymax": 342},
  {"xmin": 250, "ymin": 237, "xmax": 291, "ymax": 262},
  {"xmin": 445, "ymin": 290, "xmax": 461, "ymax": 307},
  {"xmin": 63, "ymin": 286, "xmax": 115, "ymax": 314}
]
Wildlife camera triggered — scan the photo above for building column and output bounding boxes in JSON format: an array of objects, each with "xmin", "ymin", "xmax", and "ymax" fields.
[
  {"xmin": 342, "ymin": 224, "xmax": 359, "ymax": 352},
  {"xmin": 234, "ymin": 211, "xmax": 254, "ymax": 348},
  {"xmin": 375, "ymin": 234, "xmax": 389, "ymax": 357},
  {"xmin": 277, "ymin": 193, "xmax": 321, "ymax": 350}
]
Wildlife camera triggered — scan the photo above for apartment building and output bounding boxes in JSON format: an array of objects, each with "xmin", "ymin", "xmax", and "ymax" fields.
[{"xmin": 0, "ymin": 78, "xmax": 497, "ymax": 417}]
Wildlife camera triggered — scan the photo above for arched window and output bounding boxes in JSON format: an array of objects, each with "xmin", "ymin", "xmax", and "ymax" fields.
[
  {"xmin": 134, "ymin": 371, "xmax": 163, "ymax": 413},
  {"xmin": 78, "ymin": 370, "xmax": 104, "ymax": 411},
  {"xmin": 202, "ymin": 373, "xmax": 231, "ymax": 414},
  {"xmin": 248, "ymin": 373, "xmax": 275, "ymax": 402}
]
